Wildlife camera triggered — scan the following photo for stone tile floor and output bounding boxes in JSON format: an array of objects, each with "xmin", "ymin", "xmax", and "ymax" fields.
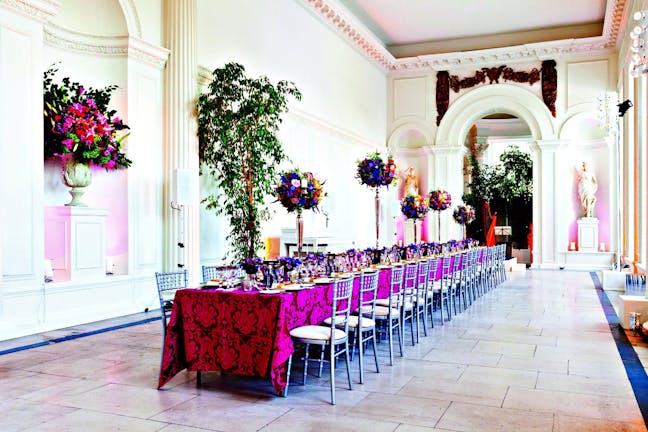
[{"xmin": 0, "ymin": 270, "xmax": 646, "ymax": 431}]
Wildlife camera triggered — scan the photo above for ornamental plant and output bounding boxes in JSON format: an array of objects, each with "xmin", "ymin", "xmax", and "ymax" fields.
[
  {"xmin": 197, "ymin": 63, "xmax": 301, "ymax": 261},
  {"xmin": 400, "ymin": 194, "xmax": 429, "ymax": 220},
  {"xmin": 428, "ymin": 189, "xmax": 452, "ymax": 211},
  {"xmin": 453, "ymin": 204, "xmax": 476, "ymax": 225},
  {"xmin": 356, "ymin": 151, "xmax": 397, "ymax": 188},
  {"xmin": 275, "ymin": 169, "xmax": 325, "ymax": 214},
  {"xmin": 43, "ymin": 67, "xmax": 131, "ymax": 170}
]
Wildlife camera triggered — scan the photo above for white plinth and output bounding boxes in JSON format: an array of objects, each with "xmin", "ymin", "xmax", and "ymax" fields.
[
  {"xmin": 45, "ymin": 206, "xmax": 108, "ymax": 282},
  {"xmin": 577, "ymin": 217, "xmax": 599, "ymax": 253},
  {"xmin": 618, "ymin": 295, "xmax": 648, "ymax": 329},
  {"xmin": 404, "ymin": 219, "xmax": 421, "ymax": 245}
]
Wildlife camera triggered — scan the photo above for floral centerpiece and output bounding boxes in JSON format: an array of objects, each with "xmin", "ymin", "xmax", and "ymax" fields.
[
  {"xmin": 356, "ymin": 150, "xmax": 397, "ymax": 248},
  {"xmin": 356, "ymin": 151, "xmax": 397, "ymax": 188},
  {"xmin": 428, "ymin": 189, "xmax": 452, "ymax": 242},
  {"xmin": 428, "ymin": 189, "xmax": 452, "ymax": 211},
  {"xmin": 400, "ymin": 194, "xmax": 429, "ymax": 220},
  {"xmin": 452, "ymin": 204, "xmax": 476, "ymax": 225},
  {"xmin": 275, "ymin": 169, "xmax": 325, "ymax": 214},
  {"xmin": 275, "ymin": 169, "xmax": 325, "ymax": 256},
  {"xmin": 241, "ymin": 257, "xmax": 262, "ymax": 275},
  {"xmin": 44, "ymin": 67, "xmax": 131, "ymax": 206}
]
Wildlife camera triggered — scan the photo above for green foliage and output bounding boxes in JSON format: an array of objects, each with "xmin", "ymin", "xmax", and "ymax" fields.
[
  {"xmin": 197, "ymin": 63, "xmax": 301, "ymax": 262},
  {"xmin": 464, "ymin": 145, "xmax": 533, "ymax": 247}
]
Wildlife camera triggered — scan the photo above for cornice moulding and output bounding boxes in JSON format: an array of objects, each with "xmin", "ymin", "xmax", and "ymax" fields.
[
  {"xmin": 299, "ymin": 0, "xmax": 628, "ymax": 74},
  {"xmin": 0, "ymin": 0, "xmax": 59, "ymax": 23},
  {"xmin": 44, "ymin": 23, "xmax": 169, "ymax": 69}
]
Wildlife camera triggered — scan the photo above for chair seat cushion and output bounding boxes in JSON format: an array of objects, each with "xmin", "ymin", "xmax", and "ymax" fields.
[
  {"xmin": 347, "ymin": 315, "xmax": 376, "ymax": 328},
  {"xmin": 374, "ymin": 306, "xmax": 400, "ymax": 317},
  {"xmin": 375, "ymin": 296, "xmax": 398, "ymax": 307},
  {"xmin": 290, "ymin": 325, "xmax": 346, "ymax": 342}
]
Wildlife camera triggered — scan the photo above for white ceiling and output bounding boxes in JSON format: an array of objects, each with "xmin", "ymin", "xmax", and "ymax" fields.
[{"xmin": 338, "ymin": 0, "xmax": 607, "ymax": 56}]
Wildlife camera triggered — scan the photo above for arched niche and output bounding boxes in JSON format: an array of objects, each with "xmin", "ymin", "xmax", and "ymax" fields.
[{"xmin": 437, "ymin": 84, "xmax": 556, "ymax": 147}]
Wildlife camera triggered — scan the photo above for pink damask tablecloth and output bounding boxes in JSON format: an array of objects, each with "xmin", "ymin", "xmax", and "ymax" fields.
[{"xmin": 157, "ymin": 269, "xmax": 391, "ymax": 394}]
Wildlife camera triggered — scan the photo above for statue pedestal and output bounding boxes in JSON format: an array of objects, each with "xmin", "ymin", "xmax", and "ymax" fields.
[
  {"xmin": 404, "ymin": 219, "xmax": 421, "ymax": 245},
  {"xmin": 577, "ymin": 217, "xmax": 599, "ymax": 252}
]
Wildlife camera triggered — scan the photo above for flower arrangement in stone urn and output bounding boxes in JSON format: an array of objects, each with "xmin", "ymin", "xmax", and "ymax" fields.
[
  {"xmin": 453, "ymin": 204, "xmax": 476, "ymax": 239},
  {"xmin": 275, "ymin": 169, "xmax": 326, "ymax": 256},
  {"xmin": 43, "ymin": 66, "xmax": 131, "ymax": 206},
  {"xmin": 428, "ymin": 189, "xmax": 452, "ymax": 242},
  {"xmin": 356, "ymin": 150, "xmax": 398, "ymax": 248}
]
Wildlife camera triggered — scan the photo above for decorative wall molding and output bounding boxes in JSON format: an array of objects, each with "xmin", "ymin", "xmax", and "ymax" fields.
[
  {"xmin": 298, "ymin": 0, "xmax": 628, "ymax": 73},
  {"xmin": 299, "ymin": 0, "xmax": 394, "ymax": 71},
  {"xmin": 118, "ymin": 0, "xmax": 142, "ymax": 38},
  {"xmin": 128, "ymin": 37, "xmax": 169, "ymax": 69},
  {"xmin": 43, "ymin": 24, "xmax": 169, "ymax": 69},
  {"xmin": 0, "ymin": 0, "xmax": 59, "ymax": 23}
]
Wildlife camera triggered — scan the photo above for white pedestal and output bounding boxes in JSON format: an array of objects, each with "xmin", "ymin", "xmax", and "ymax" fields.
[
  {"xmin": 618, "ymin": 295, "xmax": 648, "ymax": 329},
  {"xmin": 577, "ymin": 217, "xmax": 599, "ymax": 252},
  {"xmin": 45, "ymin": 206, "xmax": 108, "ymax": 282},
  {"xmin": 404, "ymin": 219, "xmax": 421, "ymax": 245}
]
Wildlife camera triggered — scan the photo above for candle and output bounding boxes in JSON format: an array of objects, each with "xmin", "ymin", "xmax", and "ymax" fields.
[
  {"xmin": 569, "ymin": 242, "xmax": 576, "ymax": 251},
  {"xmin": 105, "ymin": 256, "xmax": 114, "ymax": 274},
  {"xmin": 300, "ymin": 179, "xmax": 308, "ymax": 188},
  {"xmin": 599, "ymin": 242, "xmax": 606, "ymax": 252}
]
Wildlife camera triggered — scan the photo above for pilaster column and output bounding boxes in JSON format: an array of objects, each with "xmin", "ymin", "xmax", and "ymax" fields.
[
  {"xmin": 0, "ymin": 0, "xmax": 59, "ymax": 295},
  {"xmin": 535, "ymin": 139, "xmax": 568, "ymax": 268},
  {"xmin": 427, "ymin": 145, "xmax": 464, "ymax": 242},
  {"xmin": 163, "ymin": 0, "xmax": 200, "ymax": 281}
]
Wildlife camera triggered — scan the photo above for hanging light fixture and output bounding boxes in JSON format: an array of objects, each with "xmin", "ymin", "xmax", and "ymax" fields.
[{"xmin": 630, "ymin": 10, "xmax": 648, "ymax": 76}]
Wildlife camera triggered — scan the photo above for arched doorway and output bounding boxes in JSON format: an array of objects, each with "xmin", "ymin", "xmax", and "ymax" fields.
[{"xmin": 436, "ymin": 84, "xmax": 556, "ymax": 267}]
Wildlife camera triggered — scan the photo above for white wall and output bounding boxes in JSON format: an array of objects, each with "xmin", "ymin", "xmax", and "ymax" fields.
[{"xmin": 196, "ymin": 0, "xmax": 388, "ymax": 263}]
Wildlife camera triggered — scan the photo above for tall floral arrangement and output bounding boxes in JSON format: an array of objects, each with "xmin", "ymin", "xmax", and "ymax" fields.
[
  {"xmin": 428, "ymin": 189, "xmax": 451, "ymax": 211},
  {"xmin": 453, "ymin": 204, "xmax": 476, "ymax": 225},
  {"xmin": 401, "ymin": 195, "xmax": 429, "ymax": 220},
  {"xmin": 275, "ymin": 169, "xmax": 325, "ymax": 214},
  {"xmin": 43, "ymin": 67, "xmax": 131, "ymax": 170},
  {"xmin": 356, "ymin": 151, "xmax": 397, "ymax": 187}
]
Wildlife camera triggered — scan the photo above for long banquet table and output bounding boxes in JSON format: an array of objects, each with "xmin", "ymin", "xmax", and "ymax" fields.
[{"xmin": 157, "ymin": 268, "xmax": 393, "ymax": 393}]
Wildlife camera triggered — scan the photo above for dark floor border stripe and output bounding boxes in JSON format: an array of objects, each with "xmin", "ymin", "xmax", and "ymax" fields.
[
  {"xmin": 590, "ymin": 272, "xmax": 648, "ymax": 425},
  {"xmin": 0, "ymin": 315, "xmax": 161, "ymax": 356}
]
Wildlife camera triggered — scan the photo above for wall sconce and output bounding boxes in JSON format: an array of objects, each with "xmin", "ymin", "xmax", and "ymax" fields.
[{"xmin": 618, "ymin": 99, "xmax": 633, "ymax": 117}]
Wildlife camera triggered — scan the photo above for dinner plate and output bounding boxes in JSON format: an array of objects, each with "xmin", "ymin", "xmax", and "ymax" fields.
[
  {"xmin": 259, "ymin": 289, "xmax": 282, "ymax": 294},
  {"xmin": 202, "ymin": 280, "xmax": 227, "ymax": 287},
  {"xmin": 313, "ymin": 277, "xmax": 333, "ymax": 284},
  {"xmin": 373, "ymin": 265, "xmax": 391, "ymax": 269},
  {"xmin": 300, "ymin": 283, "xmax": 315, "ymax": 288},
  {"xmin": 282, "ymin": 284, "xmax": 304, "ymax": 291}
]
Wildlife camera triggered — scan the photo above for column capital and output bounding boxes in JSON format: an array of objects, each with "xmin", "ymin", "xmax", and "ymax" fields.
[
  {"xmin": 128, "ymin": 36, "xmax": 170, "ymax": 70},
  {"xmin": 427, "ymin": 144, "xmax": 464, "ymax": 156},
  {"xmin": 0, "ymin": 0, "xmax": 59, "ymax": 23},
  {"xmin": 536, "ymin": 139, "xmax": 568, "ymax": 152}
]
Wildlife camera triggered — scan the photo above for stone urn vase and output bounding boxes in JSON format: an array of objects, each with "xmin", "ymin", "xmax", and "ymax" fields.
[{"xmin": 62, "ymin": 159, "xmax": 92, "ymax": 206}]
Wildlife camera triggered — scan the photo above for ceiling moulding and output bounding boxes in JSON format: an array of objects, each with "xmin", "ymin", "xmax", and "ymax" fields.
[
  {"xmin": 299, "ymin": 0, "xmax": 628, "ymax": 73},
  {"xmin": 0, "ymin": 0, "xmax": 60, "ymax": 22},
  {"xmin": 299, "ymin": 0, "xmax": 394, "ymax": 71},
  {"xmin": 44, "ymin": 23, "xmax": 169, "ymax": 69}
]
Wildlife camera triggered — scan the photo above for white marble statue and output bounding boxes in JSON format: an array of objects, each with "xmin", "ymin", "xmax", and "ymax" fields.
[{"xmin": 577, "ymin": 161, "xmax": 597, "ymax": 218}]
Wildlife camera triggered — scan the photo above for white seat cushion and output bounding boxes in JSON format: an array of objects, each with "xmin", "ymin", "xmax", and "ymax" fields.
[
  {"xmin": 348, "ymin": 315, "xmax": 375, "ymax": 328},
  {"xmin": 290, "ymin": 325, "xmax": 346, "ymax": 342},
  {"xmin": 322, "ymin": 315, "xmax": 346, "ymax": 326},
  {"xmin": 374, "ymin": 306, "xmax": 399, "ymax": 317}
]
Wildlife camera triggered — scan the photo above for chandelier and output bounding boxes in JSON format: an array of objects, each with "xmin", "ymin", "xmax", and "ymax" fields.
[{"xmin": 630, "ymin": 10, "xmax": 648, "ymax": 77}]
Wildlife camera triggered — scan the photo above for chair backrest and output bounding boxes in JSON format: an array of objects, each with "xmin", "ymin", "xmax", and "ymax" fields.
[
  {"xmin": 416, "ymin": 259, "xmax": 430, "ymax": 295},
  {"xmin": 389, "ymin": 264, "xmax": 404, "ymax": 310},
  {"xmin": 427, "ymin": 257, "xmax": 440, "ymax": 284},
  {"xmin": 331, "ymin": 276, "xmax": 354, "ymax": 336},
  {"xmin": 358, "ymin": 270, "xmax": 379, "ymax": 320},
  {"xmin": 403, "ymin": 261, "xmax": 419, "ymax": 304},
  {"xmin": 155, "ymin": 270, "xmax": 188, "ymax": 320},
  {"xmin": 201, "ymin": 265, "xmax": 241, "ymax": 282}
]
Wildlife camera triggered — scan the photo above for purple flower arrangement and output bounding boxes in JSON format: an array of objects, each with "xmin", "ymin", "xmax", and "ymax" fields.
[
  {"xmin": 275, "ymin": 169, "xmax": 325, "ymax": 213},
  {"xmin": 43, "ymin": 67, "xmax": 131, "ymax": 170},
  {"xmin": 428, "ymin": 189, "xmax": 452, "ymax": 211},
  {"xmin": 452, "ymin": 204, "xmax": 476, "ymax": 225},
  {"xmin": 278, "ymin": 256, "xmax": 302, "ymax": 271},
  {"xmin": 241, "ymin": 257, "xmax": 263, "ymax": 274},
  {"xmin": 356, "ymin": 151, "xmax": 397, "ymax": 188},
  {"xmin": 400, "ymin": 195, "xmax": 429, "ymax": 220}
]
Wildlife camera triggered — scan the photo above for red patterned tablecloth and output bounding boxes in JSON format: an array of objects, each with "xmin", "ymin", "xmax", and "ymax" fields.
[{"xmin": 157, "ymin": 269, "xmax": 392, "ymax": 393}]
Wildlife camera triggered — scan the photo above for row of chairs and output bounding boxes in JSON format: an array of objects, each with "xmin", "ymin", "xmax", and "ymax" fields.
[{"xmin": 284, "ymin": 244, "xmax": 508, "ymax": 404}]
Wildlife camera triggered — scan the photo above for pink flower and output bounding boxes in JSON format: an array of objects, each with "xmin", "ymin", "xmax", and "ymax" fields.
[{"xmin": 291, "ymin": 179, "xmax": 300, "ymax": 187}]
